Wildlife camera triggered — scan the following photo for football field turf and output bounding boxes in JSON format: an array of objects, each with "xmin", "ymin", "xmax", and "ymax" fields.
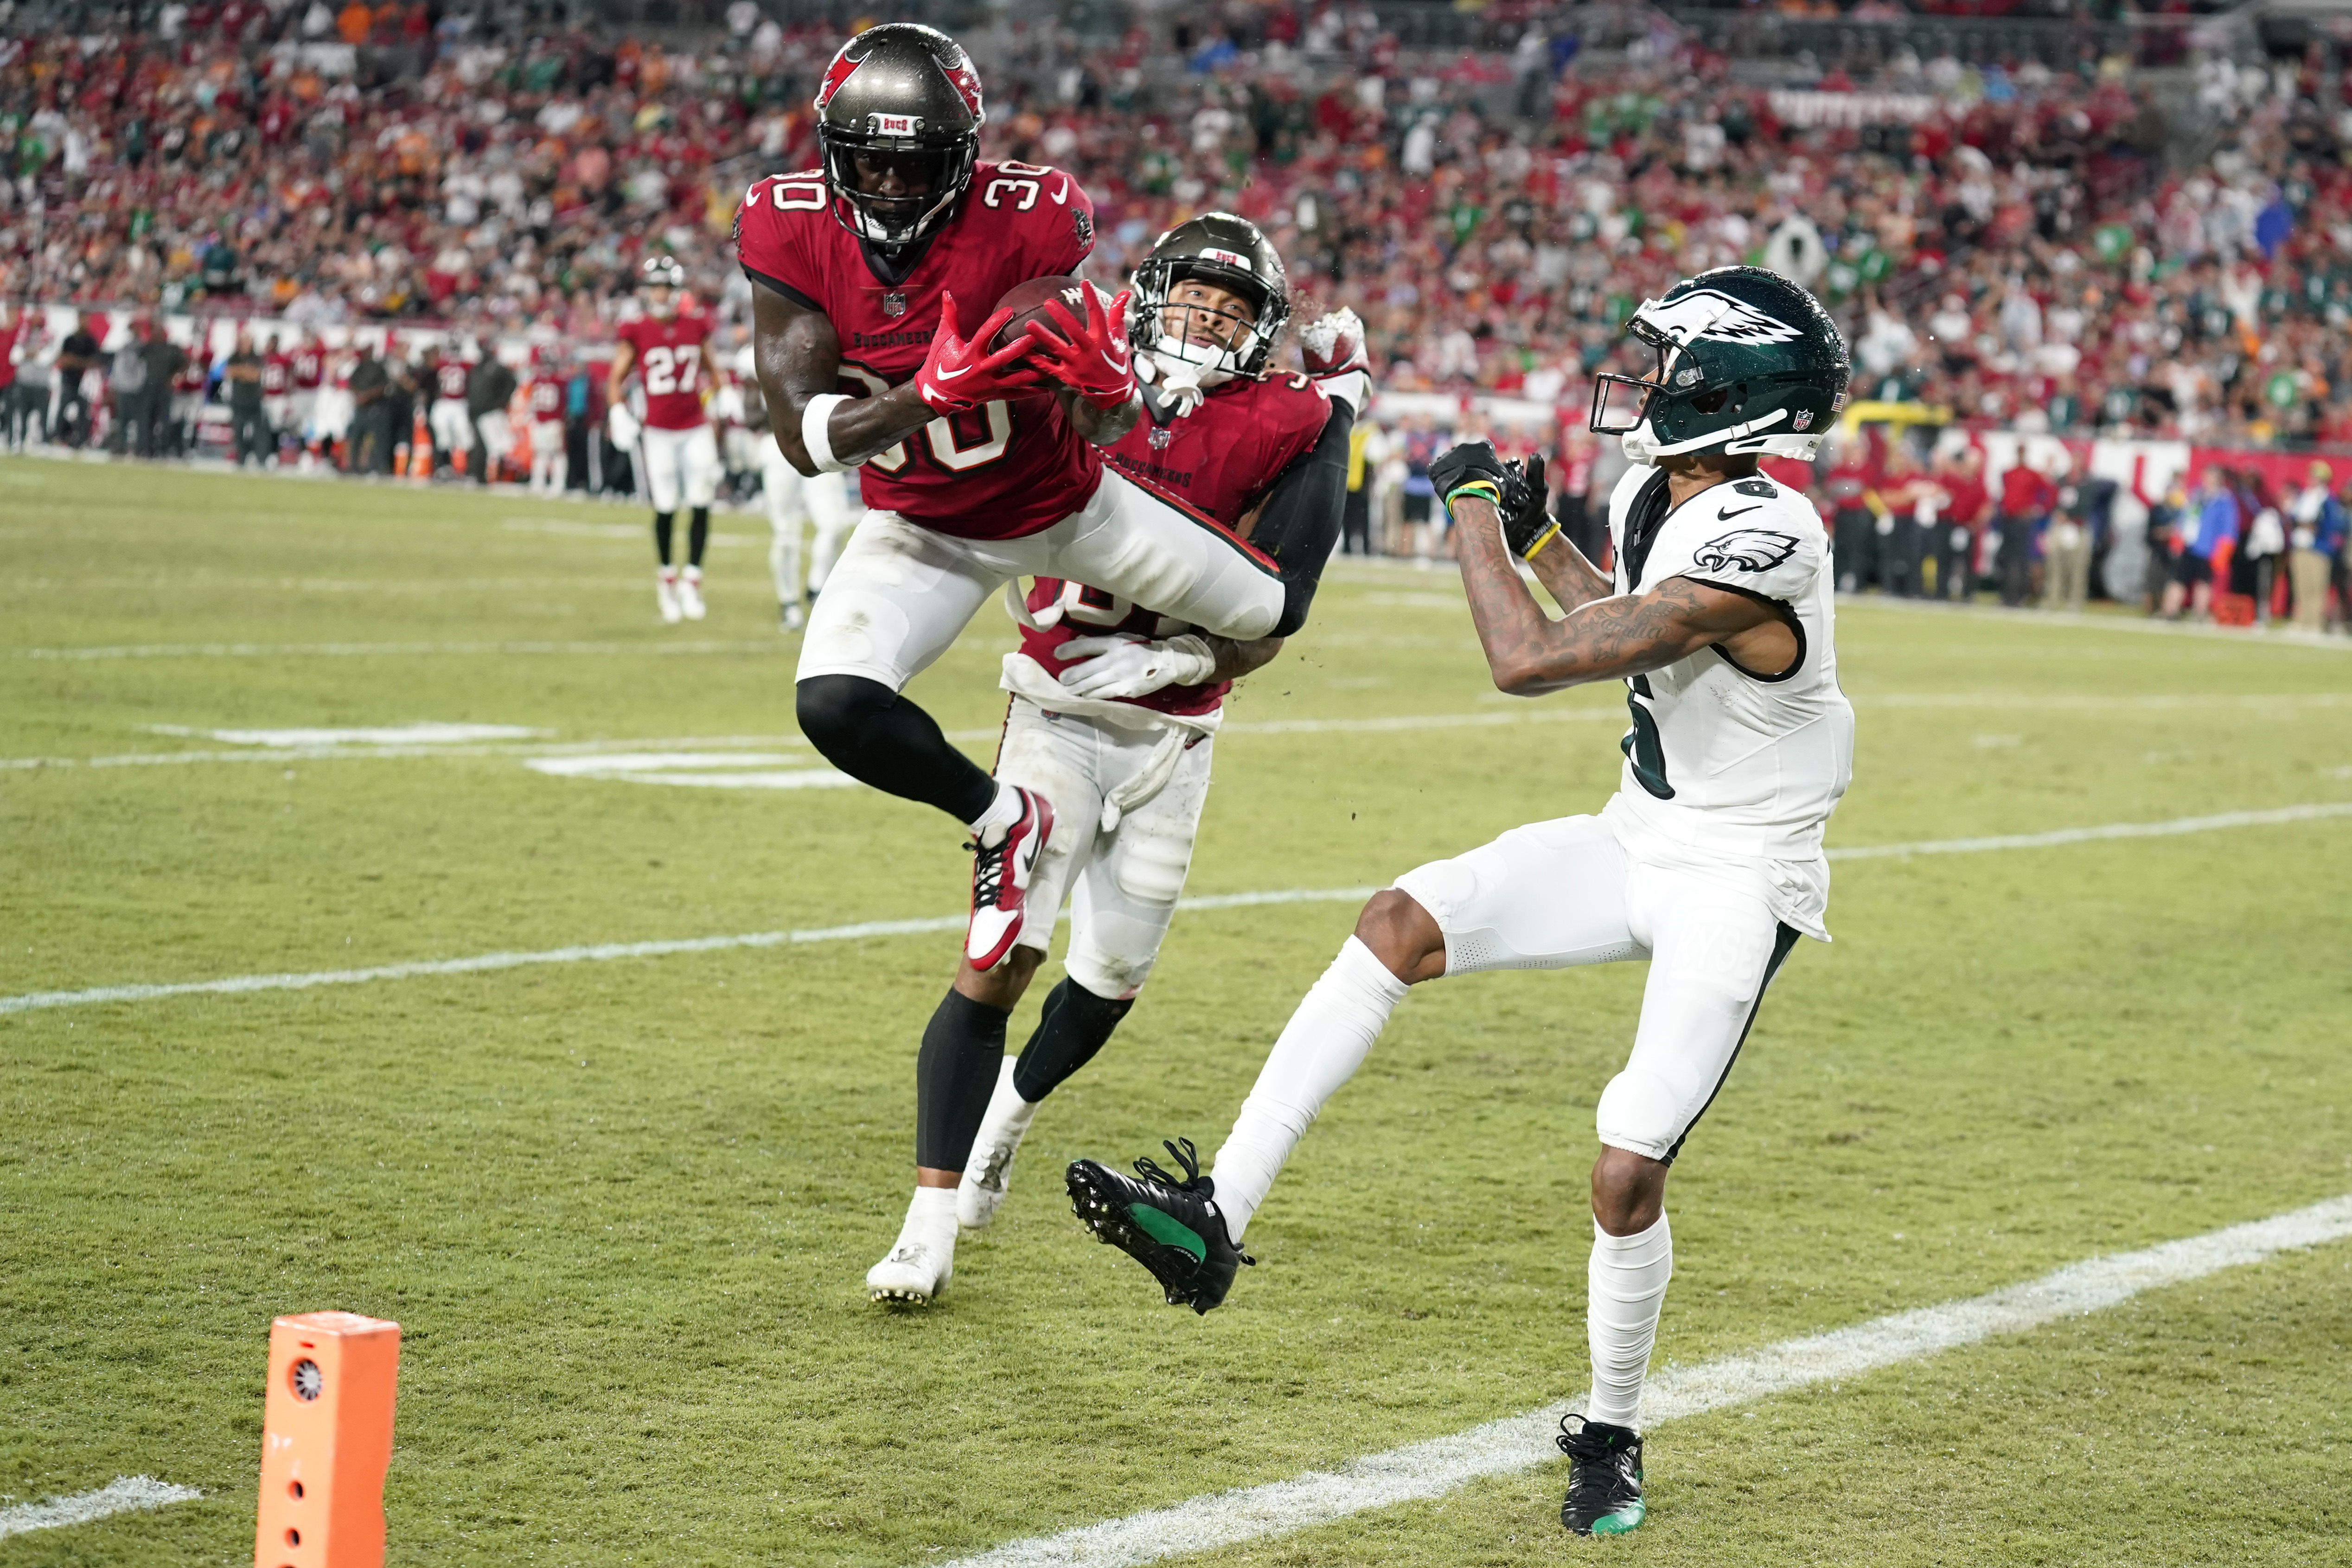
[{"xmin": 3, "ymin": 454, "xmax": 2349, "ymax": 1566}]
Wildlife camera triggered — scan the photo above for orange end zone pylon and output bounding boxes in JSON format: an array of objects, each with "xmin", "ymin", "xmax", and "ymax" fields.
[{"xmin": 256, "ymin": 1311, "xmax": 401, "ymax": 1568}]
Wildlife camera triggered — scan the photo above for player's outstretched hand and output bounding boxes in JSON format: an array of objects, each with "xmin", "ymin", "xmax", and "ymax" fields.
[
  {"xmin": 1501, "ymin": 456, "xmax": 1560, "ymax": 561},
  {"xmin": 1428, "ymin": 440, "xmax": 1506, "ymax": 512},
  {"xmin": 1298, "ymin": 306, "xmax": 1371, "ymax": 416},
  {"xmin": 916, "ymin": 291, "xmax": 1044, "ymax": 414},
  {"xmin": 607, "ymin": 401, "xmax": 640, "ymax": 449},
  {"xmin": 1025, "ymin": 283, "xmax": 1138, "ymax": 410},
  {"xmin": 1055, "ymin": 633, "xmax": 1216, "ymax": 700}
]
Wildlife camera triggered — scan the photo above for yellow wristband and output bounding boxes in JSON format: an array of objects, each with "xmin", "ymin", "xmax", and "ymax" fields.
[
  {"xmin": 1518, "ymin": 520, "xmax": 1561, "ymax": 562},
  {"xmin": 1443, "ymin": 479, "xmax": 1502, "ymax": 518}
]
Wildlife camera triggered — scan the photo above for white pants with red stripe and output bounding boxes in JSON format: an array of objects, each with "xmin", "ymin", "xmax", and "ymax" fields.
[
  {"xmin": 795, "ymin": 470, "xmax": 1283, "ymax": 690},
  {"xmin": 994, "ymin": 696, "xmax": 1216, "ymax": 999}
]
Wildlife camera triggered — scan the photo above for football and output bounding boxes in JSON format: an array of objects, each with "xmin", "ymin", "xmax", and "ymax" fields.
[{"xmin": 989, "ymin": 274, "xmax": 1087, "ymax": 350}]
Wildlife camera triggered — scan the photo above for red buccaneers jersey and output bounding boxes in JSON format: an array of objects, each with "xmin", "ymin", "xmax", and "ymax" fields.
[
  {"xmin": 1017, "ymin": 373, "xmax": 1333, "ymax": 717},
  {"xmin": 432, "ymin": 357, "xmax": 470, "ymax": 402},
  {"xmin": 261, "ymin": 352, "xmax": 292, "ymax": 396},
  {"xmin": 292, "ymin": 345, "xmax": 324, "ymax": 390},
  {"xmin": 615, "ymin": 311, "xmax": 711, "ymax": 430},
  {"xmin": 734, "ymin": 160, "xmax": 1099, "ymax": 539},
  {"xmin": 526, "ymin": 375, "xmax": 565, "ymax": 421}
]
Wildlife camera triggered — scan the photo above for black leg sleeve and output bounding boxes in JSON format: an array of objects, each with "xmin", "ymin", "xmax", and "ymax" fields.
[
  {"xmin": 1244, "ymin": 403, "xmax": 1352, "ymax": 636},
  {"xmin": 652, "ymin": 511, "xmax": 674, "ymax": 566},
  {"xmin": 915, "ymin": 988, "xmax": 1009, "ymax": 1172},
  {"xmin": 795, "ymin": 674, "xmax": 1000, "ymax": 823},
  {"xmin": 687, "ymin": 506, "xmax": 710, "ymax": 567},
  {"xmin": 1011, "ymin": 977, "xmax": 1135, "ymax": 1103}
]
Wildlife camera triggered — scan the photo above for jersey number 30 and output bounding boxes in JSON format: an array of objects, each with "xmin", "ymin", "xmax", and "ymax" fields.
[{"xmin": 837, "ymin": 364, "xmax": 1012, "ymax": 474}]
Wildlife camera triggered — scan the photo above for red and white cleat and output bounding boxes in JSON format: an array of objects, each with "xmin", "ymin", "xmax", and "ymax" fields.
[{"xmin": 965, "ymin": 786, "xmax": 1054, "ymax": 970}]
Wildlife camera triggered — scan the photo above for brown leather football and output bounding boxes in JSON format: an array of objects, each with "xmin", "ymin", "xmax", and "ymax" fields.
[{"xmin": 988, "ymin": 275, "xmax": 1087, "ymax": 350}]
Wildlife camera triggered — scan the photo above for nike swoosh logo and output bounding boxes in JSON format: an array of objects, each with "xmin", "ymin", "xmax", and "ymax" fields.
[
  {"xmin": 1718, "ymin": 504, "xmax": 1763, "ymax": 520},
  {"xmin": 1050, "ymin": 179, "xmax": 1069, "ymax": 205},
  {"xmin": 934, "ymin": 364, "xmax": 972, "ymax": 380}
]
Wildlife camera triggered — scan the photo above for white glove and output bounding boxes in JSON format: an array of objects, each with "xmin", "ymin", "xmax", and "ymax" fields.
[
  {"xmin": 607, "ymin": 401, "xmax": 640, "ymax": 448},
  {"xmin": 1055, "ymin": 633, "xmax": 1217, "ymax": 700},
  {"xmin": 1298, "ymin": 306, "xmax": 1371, "ymax": 417}
]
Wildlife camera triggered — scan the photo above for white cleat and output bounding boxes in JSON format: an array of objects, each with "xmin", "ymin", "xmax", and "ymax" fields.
[
  {"xmin": 866, "ymin": 1236, "xmax": 952, "ymax": 1305},
  {"xmin": 780, "ymin": 600, "xmax": 806, "ymax": 633},
  {"xmin": 655, "ymin": 567, "xmax": 683, "ymax": 624},
  {"xmin": 958, "ymin": 1060, "xmax": 1041, "ymax": 1231},
  {"xmin": 677, "ymin": 566, "xmax": 707, "ymax": 621}
]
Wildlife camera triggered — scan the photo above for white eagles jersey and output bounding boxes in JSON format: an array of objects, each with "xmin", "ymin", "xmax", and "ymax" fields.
[{"xmin": 1597, "ymin": 463, "xmax": 1854, "ymax": 933}]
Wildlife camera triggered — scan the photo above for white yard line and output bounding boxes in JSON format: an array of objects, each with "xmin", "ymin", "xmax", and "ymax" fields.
[
  {"xmin": 9, "ymin": 639, "xmax": 786, "ymax": 661},
  {"xmin": 0, "ymin": 1476, "xmax": 202, "ymax": 1541},
  {"xmin": 6, "ymin": 801, "xmax": 2348, "ymax": 1018},
  {"xmin": 929, "ymin": 1192, "xmax": 2352, "ymax": 1568}
]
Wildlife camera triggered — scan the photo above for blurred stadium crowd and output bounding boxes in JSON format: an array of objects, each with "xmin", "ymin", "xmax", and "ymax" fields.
[{"xmin": 0, "ymin": 0, "xmax": 2347, "ymax": 624}]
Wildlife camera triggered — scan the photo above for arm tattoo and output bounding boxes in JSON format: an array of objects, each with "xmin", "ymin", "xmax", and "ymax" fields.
[
  {"xmin": 1451, "ymin": 496, "xmax": 1763, "ymax": 695},
  {"xmin": 1528, "ymin": 535, "xmax": 1613, "ymax": 611}
]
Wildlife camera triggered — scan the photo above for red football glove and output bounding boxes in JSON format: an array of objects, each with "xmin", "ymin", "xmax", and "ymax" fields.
[
  {"xmin": 1024, "ymin": 283, "xmax": 1138, "ymax": 410},
  {"xmin": 914, "ymin": 292, "xmax": 1043, "ymax": 414}
]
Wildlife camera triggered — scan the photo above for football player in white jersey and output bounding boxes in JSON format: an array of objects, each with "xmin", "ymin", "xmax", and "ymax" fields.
[{"xmin": 1066, "ymin": 267, "xmax": 1853, "ymax": 1539}]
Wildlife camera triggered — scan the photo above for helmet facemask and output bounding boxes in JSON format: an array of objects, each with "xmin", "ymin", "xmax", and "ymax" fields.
[
  {"xmin": 818, "ymin": 133, "xmax": 975, "ymax": 249},
  {"xmin": 1131, "ymin": 259, "xmax": 1283, "ymax": 390}
]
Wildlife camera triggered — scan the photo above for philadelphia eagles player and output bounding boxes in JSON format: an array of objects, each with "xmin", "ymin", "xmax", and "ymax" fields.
[{"xmin": 1066, "ymin": 267, "xmax": 1853, "ymax": 1538}]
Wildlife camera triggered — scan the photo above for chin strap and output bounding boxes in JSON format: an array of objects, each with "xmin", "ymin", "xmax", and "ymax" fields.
[{"xmin": 1136, "ymin": 352, "xmax": 1208, "ymax": 418}]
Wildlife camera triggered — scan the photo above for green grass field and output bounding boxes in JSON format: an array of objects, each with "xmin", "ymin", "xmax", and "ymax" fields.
[{"xmin": 3, "ymin": 455, "xmax": 2349, "ymax": 1567}]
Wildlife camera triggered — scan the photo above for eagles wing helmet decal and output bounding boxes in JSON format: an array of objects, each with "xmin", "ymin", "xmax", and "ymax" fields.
[
  {"xmin": 1640, "ymin": 289, "xmax": 1805, "ymax": 347},
  {"xmin": 1694, "ymin": 528, "xmax": 1802, "ymax": 574}
]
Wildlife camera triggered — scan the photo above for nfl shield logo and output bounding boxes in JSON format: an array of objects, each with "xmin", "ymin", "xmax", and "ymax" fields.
[
  {"xmin": 882, "ymin": 292, "xmax": 907, "ymax": 318},
  {"xmin": 1148, "ymin": 427, "xmax": 1173, "ymax": 451},
  {"xmin": 1792, "ymin": 409, "xmax": 1814, "ymax": 431}
]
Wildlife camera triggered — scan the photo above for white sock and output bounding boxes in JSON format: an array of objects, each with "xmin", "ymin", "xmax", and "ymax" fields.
[
  {"xmin": 967, "ymin": 782, "xmax": 1021, "ymax": 837},
  {"xmin": 899, "ymin": 1185, "xmax": 959, "ymax": 1248},
  {"xmin": 1585, "ymin": 1212, "xmax": 1673, "ymax": 1430},
  {"xmin": 966, "ymin": 1059, "xmax": 1039, "ymax": 1171},
  {"xmin": 1209, "ymin": 936, "xmax": 1408, "ymax": 1239}
]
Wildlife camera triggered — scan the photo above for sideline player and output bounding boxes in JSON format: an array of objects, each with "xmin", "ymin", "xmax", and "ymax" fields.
[
  {"xmin": 288, "ymin": 330, "xmax": 326, "ymax": 469},
  {"xmin": 524, "ymin": 349, "xmax": 569, "ymax": 496},
  {"xmin": 611, "ymin": 255, "xmax": 722, "ymax": 623},
  {"xmin": 427, "ymin": 335, "xmax": 473, "ymax": 474},
  {"xmin": 1067, "ymin": 268, "xmax": 1854, "ymax": 1537},
  {"xmin": 737, "ymin": 24, "xmax": 1335, "ymax": 985},
  {"xmin": 864, "ymin": 216, "xmax": 1370, "ymax": 1303}
]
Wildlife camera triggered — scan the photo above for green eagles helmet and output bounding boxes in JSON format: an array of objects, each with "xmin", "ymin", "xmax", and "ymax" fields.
[
  {"xmin": 1590, "ymin": 266, "xmax": 1849, "ymax": 462},
  {"xmin": 1128, "ymin": 211, "xmax": 1291, "ymax": 382}
]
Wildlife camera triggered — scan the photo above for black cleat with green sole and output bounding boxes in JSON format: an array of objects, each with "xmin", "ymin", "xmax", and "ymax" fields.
[
  {"xmin": 1557, "ymin": 1413, "xmax": 1645, "ymax": 1536},
  {"xmin": 1066, "ymin": 1138, "xmax": 1253, "ymax": 1315}
]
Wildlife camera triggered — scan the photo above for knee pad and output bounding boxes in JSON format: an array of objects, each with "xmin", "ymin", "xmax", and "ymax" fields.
[
  {"xmin": 794, "ymin": 673, "xmax": 894, "ymax": 762},
  {"xmin": 1595, "ymin": 1067, "xmax": 1690, "ymax": 1163}
]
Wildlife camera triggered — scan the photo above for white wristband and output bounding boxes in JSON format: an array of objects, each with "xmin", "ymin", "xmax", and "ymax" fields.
[{"xmin": 801, "ymin": 392, "xmax": 858, "ymax": 473}]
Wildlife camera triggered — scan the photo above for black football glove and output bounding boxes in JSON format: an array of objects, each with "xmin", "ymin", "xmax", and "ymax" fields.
[
  {"xmin": 1428, "ymin": 440, "xmax": 1506, "ymax": 516},
  {"xmin": 1499, "ymin": 456, "xmax": 1560, "ymax": 561}
]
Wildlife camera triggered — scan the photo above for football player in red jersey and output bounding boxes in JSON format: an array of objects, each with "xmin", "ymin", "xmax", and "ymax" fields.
[
  {"xmin": 610, "ymin": 256, "xmax": 722, "ymax": 623},
  {"xmin": 426, "ymin": 336, "xmax": 474, "ymax": 475},
  {"xmin": 288, "ymin": 330, "xmax": 326, "ymax": 469},
  {"xmin": 860, "ymin": 215, "xmax": 1368, "ymax": 1302},
  {"xmin": 737, "ymin": 23, "xmax": 1340, "ymax": 995},
  {"xmin": 260, "ymin": 333, "xmax": 295, "ymax": 463},
  {"xmin": 524, "ymin": 348, "xmax": 570, "ymax": 497}
]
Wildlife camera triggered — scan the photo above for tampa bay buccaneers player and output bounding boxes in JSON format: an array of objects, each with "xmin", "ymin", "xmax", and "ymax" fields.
[
  {"xmin": 735, "ymin": 25, "xmax": 1337, "ymax": 998},
  {"xmin": 610, "ymin": 255, "xmax": 723, "ymax": 623},
  {"xmin": 858, "ymin": 214, "xmax": 1369, "ymax": 1302}
]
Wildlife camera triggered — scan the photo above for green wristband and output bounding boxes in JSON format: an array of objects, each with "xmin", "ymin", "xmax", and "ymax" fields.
[{"xmin": 1444, "ymin": 479, "xmax": 1502, "ymax": 517}]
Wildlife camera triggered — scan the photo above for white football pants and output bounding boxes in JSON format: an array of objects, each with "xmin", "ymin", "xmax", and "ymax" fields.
[
  {"xmin": 428, "ymin": 396, "xmax": 473, "ymax": 457},
  {"xmin": 994, "ymin": 697, "xmax": 1214, "ymax": 1000},
  {"xmin": 637, "ymin": 423, "xmax": 720, "ymax": 513},
  {"xmin": 796, "ymin": 471, "xmax": 1285, "ymax": 690},
  {"xmin": 761, "ymin": 446, "xmax": 854, "ymax": 603},
  {"xmin": 529, "ymin": 419, "xmax": 567, "ymax": 494}
]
